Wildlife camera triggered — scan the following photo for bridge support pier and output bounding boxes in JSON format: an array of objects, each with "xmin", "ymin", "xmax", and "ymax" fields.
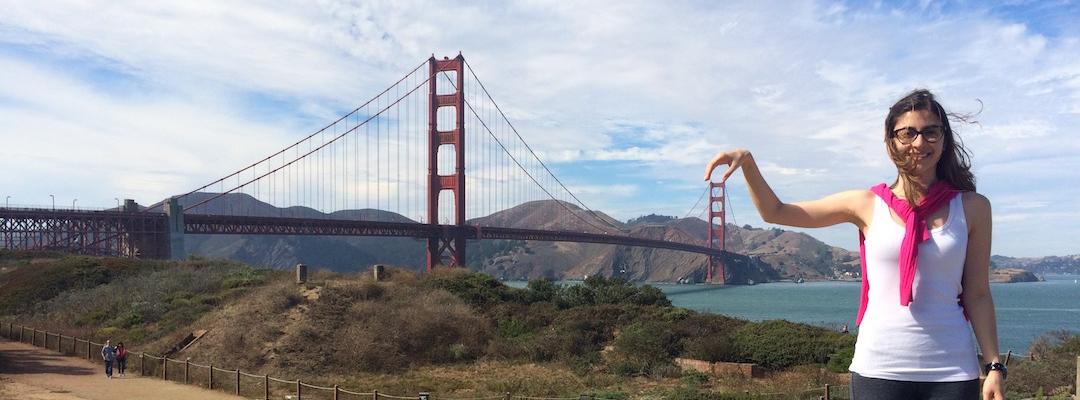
[
  {"xmin": 165, "ymin": 197, "xmax": 185, "ymax": 260},
  {"xmin": 426, "ymin": 54, "xmax": 467, "ymax": 271},
  {"xmin": 707, "ymin": 182, "xmax": 727, "ymax": 284}
]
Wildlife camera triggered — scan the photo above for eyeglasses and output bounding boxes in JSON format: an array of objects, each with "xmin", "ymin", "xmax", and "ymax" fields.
[{"xmin": 891, "ymin": 126, "xmax": 944, "ymax": 144}]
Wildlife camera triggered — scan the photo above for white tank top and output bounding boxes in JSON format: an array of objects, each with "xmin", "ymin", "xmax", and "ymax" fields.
[{"xmin": 848, "ymin": 194, "xmax": 980, "ymax": 382}]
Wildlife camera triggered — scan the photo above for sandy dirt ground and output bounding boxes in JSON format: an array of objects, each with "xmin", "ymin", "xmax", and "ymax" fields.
[{"xmin": 0, "ymin": 339, "xmax": 243, "ymax": 400}]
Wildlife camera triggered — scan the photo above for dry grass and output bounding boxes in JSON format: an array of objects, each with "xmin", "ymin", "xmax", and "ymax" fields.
[{"xmin": 3, "ymin": 253, "xmax": 860, "ymax": 399}]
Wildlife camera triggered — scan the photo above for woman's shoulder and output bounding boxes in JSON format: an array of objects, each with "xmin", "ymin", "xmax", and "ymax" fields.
[
  {"xmin": 960, "ymin": 191, "xmax": 991, "ymax": 225},
  {"xmin": 842, "ymin": 189, "xmax": 877, "ymax": 206},
  {"xmin": 960, "ymin": 191, "xmax": 991, "ymax": 211}
]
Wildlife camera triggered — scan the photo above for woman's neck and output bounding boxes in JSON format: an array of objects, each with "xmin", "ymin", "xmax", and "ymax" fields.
[
  {"xmin": 907, "ymin": 173, "xmax": 938, "ymax": 189},
  {"xmin": 892, "ymin": 173, "xmax": 939, "ymax": 199}
]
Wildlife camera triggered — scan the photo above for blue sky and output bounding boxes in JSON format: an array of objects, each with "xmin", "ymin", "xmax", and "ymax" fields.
[{"xmin": 1, "ymin": 1, "xmax": 1077, "ymax": 257}]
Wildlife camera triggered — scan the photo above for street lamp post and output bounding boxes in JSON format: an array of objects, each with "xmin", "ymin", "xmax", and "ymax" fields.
[
  {"xmin": 72, "ymin": 199, "xmax": 77, "ymax": 210},
  {"xmin": 115, "ymin": 198, "xmax": 120, "ymax": 209},
  {"xmin": 49, "ymin": 195, "xmax": 55, "ymax": 210}
]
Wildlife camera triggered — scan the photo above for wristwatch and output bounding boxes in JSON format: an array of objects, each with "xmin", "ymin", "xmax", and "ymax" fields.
[{"xmin": 984, "ymin": 362, "xmax": 1007, "ymax": 380}]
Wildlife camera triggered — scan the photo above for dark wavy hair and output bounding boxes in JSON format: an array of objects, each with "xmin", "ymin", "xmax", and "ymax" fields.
[{"xmin": 884, "ymin": 89, "xmax": 976, "ymax": 206}]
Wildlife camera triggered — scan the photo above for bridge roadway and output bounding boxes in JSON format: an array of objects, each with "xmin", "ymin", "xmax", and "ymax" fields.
[
  {"xmin": 184, "ymin": 213, "xmax": 729, "ymax": 258},
  {"xmin": 1, "ymin": 208, "xmax": 728, "ymax": 259}
]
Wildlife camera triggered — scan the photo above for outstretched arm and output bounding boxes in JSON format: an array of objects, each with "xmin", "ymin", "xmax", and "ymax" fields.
[
  {"xmin": 703, "ymin": 149, "xmax": 871, "ymax": 229},
  {"xmin": 959, "ymin": 193, "xmax": 1004, "ymax": 400}
]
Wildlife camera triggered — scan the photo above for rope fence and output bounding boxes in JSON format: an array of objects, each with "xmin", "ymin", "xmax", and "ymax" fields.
[{"xmin": 0, "ymin": 321, "xmax": 914, "ymax": 400}]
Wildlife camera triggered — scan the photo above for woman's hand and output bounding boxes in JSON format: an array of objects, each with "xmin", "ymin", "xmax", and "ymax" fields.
[
  {"xmin": 982, "ymin": 372, "xmax": 1004, "ymax": 400},
  {"xmin": 703, "ymin": 149, "xmax": 752, "ymax": 182}
]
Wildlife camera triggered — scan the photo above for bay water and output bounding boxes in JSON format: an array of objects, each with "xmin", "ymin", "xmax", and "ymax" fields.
[{"xmin": 512, "ymin": 275, "xmax": 1080, "ymax": 354}]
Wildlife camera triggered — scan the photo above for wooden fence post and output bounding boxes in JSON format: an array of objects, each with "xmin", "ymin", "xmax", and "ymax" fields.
[
  {"xmin": 162, "ymin": 357, "xmax": 167, "ymax": 380},
  {"xmin": 333, "ymin": 384, "xmax": 339, "ymax": 400},
  {"xmin": 373, "ymin": 389, "xmax": 379, "ymax": 400},
  {"xmin": 140, "ymin": 353, "xmax": 145, "ymax": 376},
  {"xmin": 1074, "ymin": 356, "xmax": 1079, "ymax": 400},
  {"xmin": 235, "ymin": 369, "xmax": 241, "ymax": 396},
  {"xmin": 185, "ymin": 359, "xmax": 190, "ymax": 384},
  {"xmin": 208, "ymin": 364, "xmax": 214, "ymax": 389},
  {"xmin": 824, "ymin": 383, "xmax": 830, "ymax": 400},
  {"xmin": 296, "ymin": 379, "xmax": 302, "ymax": 400},
  {"xmin": 18, "ymin": 326, "xmax": 22, "ymax": 342},
  {"xmin": 86, "ymin": 339, "xmax": 92, "ymax": 360},
  {"xmin": 264, "ymin": 374, "xmax": 269, "ymax": 400}
]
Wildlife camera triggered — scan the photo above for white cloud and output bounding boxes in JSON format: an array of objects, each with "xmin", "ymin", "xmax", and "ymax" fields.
[{"xmin": 0, "ymin": 0, "xmax": 1077, "ymax": 255}]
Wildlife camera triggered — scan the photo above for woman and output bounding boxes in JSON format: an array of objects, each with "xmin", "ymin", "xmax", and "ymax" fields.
[
  {"xmin": 115, "ymin": 342, "xmax": 128, "ymax": 377},
  {"xmin": 703, "ymin": 90, "xmax": 1004, "ymax": 400}
]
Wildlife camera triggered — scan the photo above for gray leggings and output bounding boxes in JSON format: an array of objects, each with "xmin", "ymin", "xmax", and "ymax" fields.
[{"xmin": 851, "ymin": 373, "xmax": 979, "ymax": 400}]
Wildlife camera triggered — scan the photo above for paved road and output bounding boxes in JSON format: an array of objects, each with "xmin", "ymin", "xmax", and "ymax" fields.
[{"xmin": 0, "ymin": 339, "xmax": 242, "ymax": 400}]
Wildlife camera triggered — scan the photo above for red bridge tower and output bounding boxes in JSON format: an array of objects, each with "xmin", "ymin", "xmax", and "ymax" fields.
[
  {"xmin": 706, "ymin": 181, "xmax": 727, "ymax": 284},
  {"xmin": 427, "ymin": 55, "xmax": 467, "ymax": 271}
]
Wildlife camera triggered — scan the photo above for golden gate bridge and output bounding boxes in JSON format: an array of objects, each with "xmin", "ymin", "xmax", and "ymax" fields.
[{"xmin": 0, "ymin": 54, "xmax": 734, "ymax": 284}]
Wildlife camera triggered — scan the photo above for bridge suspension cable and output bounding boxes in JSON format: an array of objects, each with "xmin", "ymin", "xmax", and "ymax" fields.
[
  {"xmin": 174, "ymin": 60, "xmax": 432, "ymax": 217},
  {"xmin": 150, "ymin": 59, "xmax": 429, "ymax": 215},
  {"xmin": 449, "ymin": 61, "xmax": 623, "ymax": 234}
]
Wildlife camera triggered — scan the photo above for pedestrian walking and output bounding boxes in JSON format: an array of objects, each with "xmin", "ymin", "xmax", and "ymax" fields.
[
  {"xmin": 100, "ymin": 339, "xmax": 116, "ymax": 379},
  {"xmin": 115, "ymin": 342, "xmax": 128, "ymax": 377}
]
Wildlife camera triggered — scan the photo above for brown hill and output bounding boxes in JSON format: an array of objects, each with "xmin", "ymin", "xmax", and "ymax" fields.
[
  {"xmin": 465, "ymin": 202, "xmax": 849, "ymax": 283},
  {"xmin": 174, "ymin": 193, "xmax": 426, "ymax": 271},
  {"xmin": 162, "ymin": 194, "xmax": 854, "ymax": 282}
]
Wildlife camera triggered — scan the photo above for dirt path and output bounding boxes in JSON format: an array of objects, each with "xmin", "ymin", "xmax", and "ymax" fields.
[{"xmin": 0, "ymin": 339, "xmax": 243, "ymax": 400}]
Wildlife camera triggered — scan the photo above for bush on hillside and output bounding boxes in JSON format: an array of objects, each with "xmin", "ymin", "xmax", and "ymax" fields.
[
  {"xmin": 0, "ymin": 255, "xmax": 167, "ymax": 313},
  {"xmin": 731, "ymin": 320, "xmax": 854, "ymax": 370},
  {"xmin": 556, "ymin": 275, "xmax": 670, "ymax": 308},
  {"xmin": 425, "ymin": 269, "xmax": 520, "ymax": 310},
  {"xmin": 17, "ymin": 258, "xmax": 265, "ymax": 344},
  {"xmin": 1009, "ymin": 331, "xmax": 1080, "ymax": 397},
  {"xmin": 674, "ymin": 313, "xmax": 747, "ymax": 362},
  {"xmin": 609, "ymin": 320, "xmax": 679, "ymax": 376},
  {"xmin": 276, "ymin": 281, "xmax": 493, "ymax": 373},
  {"xmin": 425, "ymin": 272, "xmax": 672, "ymax": 312}
]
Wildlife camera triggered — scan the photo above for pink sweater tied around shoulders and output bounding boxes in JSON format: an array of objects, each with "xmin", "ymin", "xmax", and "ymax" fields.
[{"xmin": 856, "ymin": 181, "xmax": 961, "ymax": 326}]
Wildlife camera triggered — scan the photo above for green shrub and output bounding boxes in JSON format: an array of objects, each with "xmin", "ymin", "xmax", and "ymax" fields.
[
  {"xmin": 667, "ymin": 387, "xmax": 766, "ymax": 400},
  {"xmin": 609, "ymin": 321, "xmax": 678, "ymax": 376},
  {"xmin": 586, "ymin": 390, "xmax": 628, "ymax": 400},
  {"xmin": 732, "ymin": 320, "xmax": 852, "ymax": 370},
  {"xmin": 557, "ymin": 275, "xmax": 671, "ymax": 308},
  {"xmin": 425, "ymin": 269, "xmax": 518, "ymax": 310},
  {"xmin": 497, "ymin": 318, "xmax": 529, "ymax": 339},
  {"xmin": 525, "ymin": 278, "xmax": 558, "ymax": 303},
  {"xmin": 1009, "ymin": 331, "xmax": 1080, "ymax": 397},
  {"xmin": 675, "ymin": 313, "xmax": 747, "ymax": 362},
  {"xmin": 826, "ymin": 344, "xmax": 855, "ymax": 373},
  {"xmin": 0, "ymin": 255, "xmax": 152, "ymax": 313},
  {"xmin": 682, "ymin": 369, "xmax": 711, "ymax": 386},
  {"xmin": 222, "ymin": 268, "xmax": 262, "ymax": 289}
]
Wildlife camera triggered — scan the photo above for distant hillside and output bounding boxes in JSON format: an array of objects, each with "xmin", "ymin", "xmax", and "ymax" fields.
[
  {"xmin": 171, "ymin": 193, "xmax": 426, "ymax": 271},
  {"xmin": 159, "ymin": 194, "xmax": 857, "ymax": 282},
  {"xmin": 991, "ymin": 254, "xmax": 1080, "ymax": 275},
  {"xmin": 465, "ymin": 203, "xmax": 849, "ymax": 283}
]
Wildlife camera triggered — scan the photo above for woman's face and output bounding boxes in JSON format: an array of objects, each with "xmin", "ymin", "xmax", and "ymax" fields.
[{"xmin": 891, "ymin": 109, "xmax": 945, "ymax": 177}]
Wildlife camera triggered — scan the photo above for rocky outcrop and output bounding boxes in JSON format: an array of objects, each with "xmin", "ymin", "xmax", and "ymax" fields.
[{"xmin": 989, "ymin": 268, "xmax": 1041, "ymax": 283}]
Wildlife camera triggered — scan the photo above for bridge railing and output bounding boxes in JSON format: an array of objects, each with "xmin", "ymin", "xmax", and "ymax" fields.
[{"xmin": 0, "ymin": 204, "xmax": 117, "ymax": 212}]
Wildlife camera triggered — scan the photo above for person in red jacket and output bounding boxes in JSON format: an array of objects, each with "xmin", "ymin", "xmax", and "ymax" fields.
[{"xmin": 115, "ymin": 342, "xmax": 129, "ymax": 377}]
